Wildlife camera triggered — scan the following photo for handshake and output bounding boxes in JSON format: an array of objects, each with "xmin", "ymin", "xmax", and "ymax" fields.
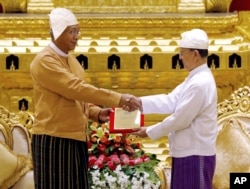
[{"xmin": 119, "ymin": 94, "xmax": 142, "ymax": 112}]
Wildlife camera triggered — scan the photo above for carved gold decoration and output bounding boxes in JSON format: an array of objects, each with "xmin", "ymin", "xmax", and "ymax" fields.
[
  {"xmin": 0, "ymin": 0, "xmax": 27, "ymax": 13},
  {"xmin": 206, "ymin": 0, "xmax": 232, "ymax": 12},
  {"xmin": 27, "ymin": 0, "xmax": 54, "ymax": 14},
  {"xmin": 214, "ymin": 86, "xmax": 250, "ymax": 188},
  {"xmin": 0, "ymin": 105, "xmax": 34, "ymax": 132},
  {"xmin": 236, "ymin": 11, "xmax": 250, "ymax": 41},
  {"xmin": 0, "ymin": 105, "xmax": 33, "ymax": 153},
  {"xmin": 0, "ymin": 118, "xmax": 13, "ymax": 147},
  {"xmin": 217, "ymin": 86, "xmax": 250, "ymax": 121},
  {"xmin": 52, "ymin": 0, "xmax": 178, "ymax": 13},
  {"xmin": 178, "ymin": 0, "xmax": 205, "ymax": 13},
  {"xmin": 24, "ymin": 0, "xmax": 233, "ymax": 14},
  {"xmin": 16, "ymin": 111, "xmax": 34, "ymax": 130},
  {"xmin": 0, "ymin": 13, "xmax": 239, "ymax": 38},
  {"xmin": 0, "ymin": 105, "xmax": 10, "ymax": 120},
  {"xmin": 213, "ymin": 117, "xmax": 250, "ymax": 188},
  {"xmin": 154, "ymin": 162, "xmax": 168, "ymax": 189},
  {"xmin": 0, "ymin": 8, "xmax": 249, "ymax": 124}
]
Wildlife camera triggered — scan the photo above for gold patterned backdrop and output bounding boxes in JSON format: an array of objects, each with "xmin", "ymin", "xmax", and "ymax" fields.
[
  {"xmin": 0, "ymin": 0, "xmax": 249, "ymax": 125},
  {"xmin": 0, "ymin": 0, "xmax": 249, "ymax": 169},
  {"xmin": 0, "ymin": 0, "xmax": 233, "ymax": 13}
]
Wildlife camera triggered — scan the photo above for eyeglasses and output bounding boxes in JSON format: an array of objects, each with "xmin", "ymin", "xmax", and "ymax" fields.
[
  {"xmin": 69, "ymin": 29, "xmax": 81, "ymax": 37},
  {"xmin": 179, "ymin": 49, "xmax": 193, "ymax": 57}
]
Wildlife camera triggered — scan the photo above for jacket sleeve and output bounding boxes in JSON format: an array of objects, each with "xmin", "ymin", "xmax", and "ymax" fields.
[
  {"xmin": 30, "ymin": 50, "xmax": 121, "ymax": 107},
  {"xmin": 88, "ymin": 104, "xmax": 102, "ymax": 122}
]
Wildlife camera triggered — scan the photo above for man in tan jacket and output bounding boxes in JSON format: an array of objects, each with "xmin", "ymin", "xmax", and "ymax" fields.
[{"xmin": 30, "ymin": 8, "xmax": 141, "ymax": 189}]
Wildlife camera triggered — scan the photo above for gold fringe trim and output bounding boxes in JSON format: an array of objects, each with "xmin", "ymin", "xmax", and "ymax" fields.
[{"xmin": 1, "ymin": 155, "xmax": 32, "ymax": 189}]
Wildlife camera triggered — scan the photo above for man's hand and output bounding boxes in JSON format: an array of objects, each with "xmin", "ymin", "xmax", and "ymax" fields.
[
  {"xmin": 98, "ymin": 108, "xmax": 113, "ymax": 123},
  {"xmin": 131, "ymin": 127, "xmax": 148, "ymax": 138},
  {"xmin": 119, "ymin": 94, "xmax": 142, "ymax": 112}
]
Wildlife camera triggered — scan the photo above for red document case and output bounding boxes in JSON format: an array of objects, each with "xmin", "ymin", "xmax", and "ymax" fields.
[{"xmin": 109, "ymin": 108, "xmax": 144, "ymax": 133}]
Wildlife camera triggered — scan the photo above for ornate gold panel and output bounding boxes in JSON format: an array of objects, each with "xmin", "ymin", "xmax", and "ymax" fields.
[{"xmin": 0, "ymin": 9, "xmax": 249, "ymax": 119}]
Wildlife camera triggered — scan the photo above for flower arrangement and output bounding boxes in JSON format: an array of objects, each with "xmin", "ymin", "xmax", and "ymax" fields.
[{"xmin": 87, "ymin": 121, "xmax": 162, "ymax": 189}]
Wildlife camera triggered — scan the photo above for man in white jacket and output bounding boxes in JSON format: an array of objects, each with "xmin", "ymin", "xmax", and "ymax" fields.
[{"xmin": 132, "ymin": 29, "xmax": 217, "ymax": 189}]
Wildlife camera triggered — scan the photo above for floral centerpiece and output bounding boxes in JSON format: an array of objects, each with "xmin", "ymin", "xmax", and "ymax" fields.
[{"xmin": 87, "ymin": 121, "xmax": 162, "ymax": 189}]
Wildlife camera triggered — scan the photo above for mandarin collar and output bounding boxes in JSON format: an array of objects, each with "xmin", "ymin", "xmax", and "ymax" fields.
[
  {"xmin": 188, "ymin": 64, "xmax": 208, "ymax": 78},
  {"xmin": 49, "ymin": 42, "xmax": 68, "ymax": 57}
]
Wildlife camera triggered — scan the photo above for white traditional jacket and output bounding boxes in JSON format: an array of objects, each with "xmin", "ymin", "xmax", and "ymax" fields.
[{"xmin": 142, "ymin": 64, "xmax": 218, "ymax": 158}]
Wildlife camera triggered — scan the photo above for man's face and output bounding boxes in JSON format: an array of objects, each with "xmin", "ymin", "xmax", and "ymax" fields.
[
  {"xmin": 179, "ymin": 48, "xmax": 197, "ymax": 71},
  {"xmin": 56, "ymin": 25, "xmax": 80, "ymax": 53}
]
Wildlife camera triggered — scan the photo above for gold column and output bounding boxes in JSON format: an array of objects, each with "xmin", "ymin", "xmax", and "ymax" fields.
[{"xmin": 27, "ymin": 0, "xmax": 54, "ymax": 13}]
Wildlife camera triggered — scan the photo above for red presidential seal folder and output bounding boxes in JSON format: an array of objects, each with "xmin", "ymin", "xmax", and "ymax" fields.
[{"xmin": 109, "ymin": 107, "xmax": 144, "ymax": 133}]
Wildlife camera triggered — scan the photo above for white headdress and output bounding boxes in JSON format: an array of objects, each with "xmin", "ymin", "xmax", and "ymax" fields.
[
  {"xmin": 49, "ymin": 8, "xmax": 78, "ymax": 40},
  {"xmin": 180, "ymin": 29, "xmax": 209, "ymax": 49}
]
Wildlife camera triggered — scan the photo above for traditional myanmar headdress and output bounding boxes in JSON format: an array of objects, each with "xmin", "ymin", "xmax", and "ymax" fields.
[
  {"xmin": 49, "ymin": 8, "xmax": 78, "ymax": 40},
  {"xmin": 180, "ymin": 29, "xmax": 209, "ymax": 49}
]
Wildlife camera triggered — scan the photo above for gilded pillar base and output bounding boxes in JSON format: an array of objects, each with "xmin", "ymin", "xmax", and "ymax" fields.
[
  {"xmin": 27, "ymin": 0, "xmax": 54, "ymax": 14},
  {"xmin": 178, "ymin": 2, "xmax": 205, "ymax": 13}
]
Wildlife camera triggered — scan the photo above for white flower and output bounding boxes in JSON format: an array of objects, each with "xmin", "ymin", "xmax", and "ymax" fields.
[{"xmin": 88, "ymin": 121, "xmax": 161, "ymax": 188}]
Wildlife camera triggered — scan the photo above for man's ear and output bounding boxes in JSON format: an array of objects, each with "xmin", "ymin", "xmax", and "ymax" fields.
[{"xmin": 194, "ymin": 49, "xmax": 199, "ymax": 57}]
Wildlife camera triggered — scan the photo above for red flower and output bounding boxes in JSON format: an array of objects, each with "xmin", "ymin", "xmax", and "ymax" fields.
[
  {"xmin": 114, "ymin": 143, "xmax": 121, "ymax": 148},
  {"xmin": 104, "ymin": 156, "xmax": 110, "ymax": 163},
  {"xmin": 128, "ymin": 159, "xmax": 136, "ymax": 166},
  {"xmin": 90, "ymin": 135, "xmax": 98, "ymax": 143},
  {"xmin": 87, "ymin": 140, "xmax": 92, "ymax": 149},
  {"xmin": 114, "ymin": 135, "xmax": 122, "ymax": 143},
  {"xmin": 97, "ymin": 143, "xmax": 106, "ymax": 152},
  {"xmin": 104, "ymin": 131, "xmax": 109, "ymax": 138},
  {"xmin": 88, "ymin": 122, "xmax": 153, "ymax": 171},
  {"xmin": 89, "ymin": 155, "xmax": 97, "ymax": 168},
  {"xmin": 99, "ymin": 135, "xmax": 110, "ymax": 145},
  {"xmin": 107, "ymin": 161, "xmax": 116, "ymax": 170}
]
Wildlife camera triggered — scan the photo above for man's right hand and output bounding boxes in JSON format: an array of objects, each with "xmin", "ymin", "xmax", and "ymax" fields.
[{"xmin": 119, "ymin": 94, "xmax": 142, "ymax": 112}]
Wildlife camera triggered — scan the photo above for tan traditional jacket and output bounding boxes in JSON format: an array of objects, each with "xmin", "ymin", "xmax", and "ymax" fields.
[{"xmin": 30, "ymin": 45, "xmax": 121, "ymax": 141}]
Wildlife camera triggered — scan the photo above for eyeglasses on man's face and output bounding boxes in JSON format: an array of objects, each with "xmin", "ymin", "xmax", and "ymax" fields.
[
  {"xmin": 179, "ymin": 49, "xmax": 193, "ymax": 57},
  {"xmin": 179, "ymin": 49, "xmax": 195, "ymax": 56},
  {"xmin": 68, "ymin": 29, "xmax": 81, "ymax": 37}
]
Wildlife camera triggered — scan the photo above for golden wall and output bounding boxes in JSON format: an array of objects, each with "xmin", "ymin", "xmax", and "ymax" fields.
[
  {"xmin": 0, "ymin": 1, "xmax": 249, "ymax": 125},
  {"xmin": 0, "ymin": 0, "xmax": 249, "ymax": 166}
]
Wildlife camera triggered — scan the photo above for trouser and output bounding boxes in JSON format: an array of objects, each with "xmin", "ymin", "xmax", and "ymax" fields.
[
  {"xmin": 171, "ymin": 155, "xmax": 216, "ymax": 189},
  {"xmin": 32, "ymin": 134, "xmax": 89, "ymax": 189}
]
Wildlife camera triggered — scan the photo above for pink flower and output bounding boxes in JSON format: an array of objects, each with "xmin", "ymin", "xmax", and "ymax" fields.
[
  {"xmin": 134, "ymin": 157, "xmax": 143, "ymax": 164},
  {"xmin": 110, "ymin": 154, "xmax": 120, "ymax": 164},
  {"xmin": 129, "ymin": 157, "xmax": 143, "ymax": 166},
  {"xmin": 94, "ymin": 154, "xmax": 105, "ymax": 169},
  {"xmin": 120, "ymin": 154, "xmax": 130, "ymax": 165},
  {"xmin": 143, "ymin": 156, "xmax": 150, "ymax": 162}
]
